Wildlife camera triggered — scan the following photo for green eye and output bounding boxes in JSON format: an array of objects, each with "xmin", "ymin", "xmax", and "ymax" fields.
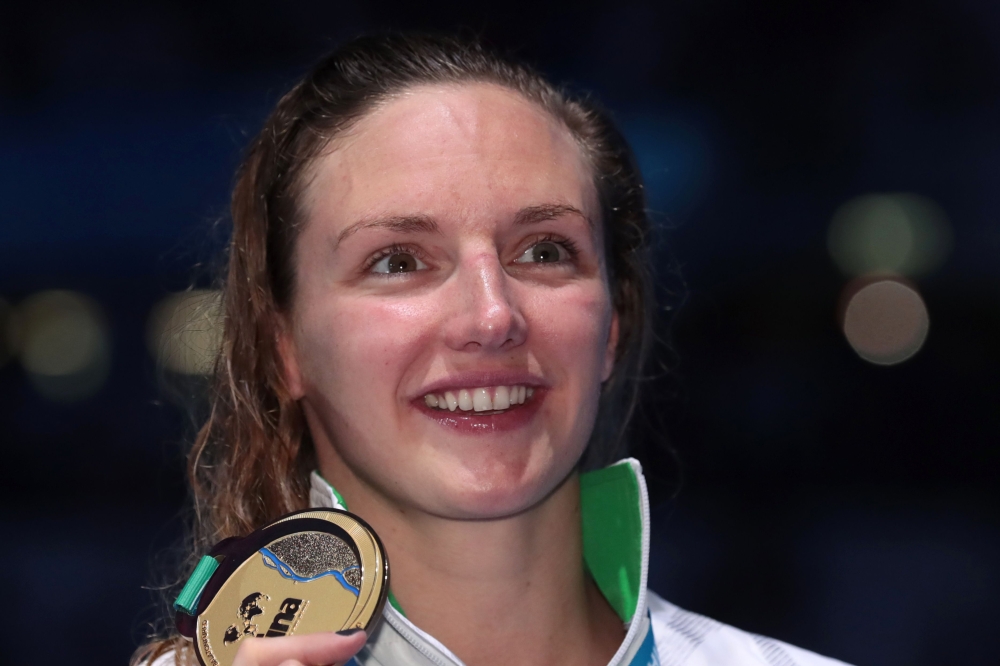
[
  {"xmin": 371, "ymin": 252, "xmax": 427, "ymax": 274},
  {"xmin": 515, "ymin": 241, "xmax": 565, "ymax": 264}
]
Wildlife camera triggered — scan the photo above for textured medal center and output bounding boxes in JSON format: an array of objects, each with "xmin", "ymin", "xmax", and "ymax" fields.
[{"xmin": 264, "ymin": 532, "xmax": 362, "ymax": 589}]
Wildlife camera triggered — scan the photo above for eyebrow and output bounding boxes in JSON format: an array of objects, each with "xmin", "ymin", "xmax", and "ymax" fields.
[
  {"xmin": 335, "ymin": 214, "xmax": 440, "ymax": 248},
  {"xmin": 514, "ymin": 203, "xmax": 591, "ymax": 228},
  {"xmin": 335, "ymin": 203, "xmax": 589, "ymax": 249}
]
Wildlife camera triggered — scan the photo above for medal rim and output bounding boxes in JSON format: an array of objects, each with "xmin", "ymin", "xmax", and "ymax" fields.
[{"xmin": 181, "ymin": 509, "xmax": 389, "ymax": 666}]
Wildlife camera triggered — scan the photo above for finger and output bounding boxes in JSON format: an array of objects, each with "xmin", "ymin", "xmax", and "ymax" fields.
[{"xmin": 232, "ymin": 630, "xmax": 367, "ymax": 666}]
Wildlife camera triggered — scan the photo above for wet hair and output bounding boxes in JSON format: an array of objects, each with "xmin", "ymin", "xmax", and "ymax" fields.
[{"xmin": 134, "ymin": 32, "xmax": 652, "ymax": 663}]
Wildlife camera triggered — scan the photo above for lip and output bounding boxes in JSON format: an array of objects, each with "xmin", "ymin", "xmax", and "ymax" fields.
[
  {"xmin": 413, "ymin": 387, "xmax": 546, "ymax": 434},
  {"xmin": 412, "ymin": 370, "xmax": 548, "ymax": 399}
]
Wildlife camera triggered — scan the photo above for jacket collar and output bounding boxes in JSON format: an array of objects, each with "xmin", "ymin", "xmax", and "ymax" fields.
[{"xmin": 310, "ymin": 458, "xmax": 653, "ymax": 666}]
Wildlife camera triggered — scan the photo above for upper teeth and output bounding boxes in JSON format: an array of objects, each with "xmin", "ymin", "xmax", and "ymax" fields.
[{"xmin": 423, "ymin": 386, "xmax": 535, "ymax": 412}]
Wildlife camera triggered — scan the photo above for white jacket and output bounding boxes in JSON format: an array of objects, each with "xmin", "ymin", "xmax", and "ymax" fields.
[
  {"xmin": 307, "ymin": 460, "xmax": 852, "ymax": 666},
  {"xmin": 155, "ymin": 460, "xmax": 852, "ymax": 666}
]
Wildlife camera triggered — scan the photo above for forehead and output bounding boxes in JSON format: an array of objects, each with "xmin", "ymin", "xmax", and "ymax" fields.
[{"xmin": 302, "ymin": 83, "xmax": 597, "ymax": 226}]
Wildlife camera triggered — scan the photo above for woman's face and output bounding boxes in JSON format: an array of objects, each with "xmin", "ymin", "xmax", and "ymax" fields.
[{"xmin": 281, "ymin": 84, "xmax": 618, "ymax": 520}]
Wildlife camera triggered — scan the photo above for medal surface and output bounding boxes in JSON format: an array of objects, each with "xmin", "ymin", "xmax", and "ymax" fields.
[{"xmin": 176, "ymin": 509, "xmax": 389, "ymax": 666}]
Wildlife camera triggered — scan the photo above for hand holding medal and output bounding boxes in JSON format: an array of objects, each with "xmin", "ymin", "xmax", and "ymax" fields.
[{"xmin": 173, "ymin": 509, "xmax": 389, "ymax": 666}]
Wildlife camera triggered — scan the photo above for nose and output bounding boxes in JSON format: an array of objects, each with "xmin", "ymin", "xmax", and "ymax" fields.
[{"xmin": 443, "ymin": 252, "xmax": 527, "ymax": 352}]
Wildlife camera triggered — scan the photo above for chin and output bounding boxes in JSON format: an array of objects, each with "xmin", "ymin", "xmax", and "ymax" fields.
[{"xmin": 431, "ymin": 452, "xmax": 576, "ymax": 520}]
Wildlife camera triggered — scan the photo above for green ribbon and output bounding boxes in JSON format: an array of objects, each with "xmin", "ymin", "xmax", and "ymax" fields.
[{"xmin": 174, "ymin": 555, "xmax": 220, "ymax": 615}]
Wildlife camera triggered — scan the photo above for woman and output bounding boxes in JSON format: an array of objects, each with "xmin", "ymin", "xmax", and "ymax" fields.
[{"xmin": 138, "ymin": 34, "xmax": 849, "ymax": 666}]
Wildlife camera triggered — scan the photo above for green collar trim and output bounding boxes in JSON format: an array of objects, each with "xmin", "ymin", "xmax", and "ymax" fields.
[
  {"xmin": 580, "ymin": 460, "xmax": 643, "ymax": 623},
  {"xmin": 310, "ymin": 459, "xmax": 646, "ymax": 624},
  {"xmin": 313, "ymin": 472, "xmax": 348, "ymax": 510}
]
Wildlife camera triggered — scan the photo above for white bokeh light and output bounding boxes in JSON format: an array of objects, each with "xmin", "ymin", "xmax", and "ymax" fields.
[
  {"xmin": 828, "ymin": 193, "xmax": 952, "ymax": 278},
  {"xmin": 16, "ymin": 290, "xmax": 112, "ymax": 401},
  {"xmin": 147, "ymin": 290, "xmax": 223, "ymax": 375}
]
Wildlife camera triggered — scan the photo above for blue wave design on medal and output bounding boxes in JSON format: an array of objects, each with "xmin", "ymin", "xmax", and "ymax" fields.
[{"xmin": 259, "ymin": 547, "xmax": 360, "ymax": 596}]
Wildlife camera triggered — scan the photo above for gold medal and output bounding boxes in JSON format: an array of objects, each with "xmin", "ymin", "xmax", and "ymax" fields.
[{"xmin": 175, "ymin": 509, "xmax": 389, "ymax": 666}]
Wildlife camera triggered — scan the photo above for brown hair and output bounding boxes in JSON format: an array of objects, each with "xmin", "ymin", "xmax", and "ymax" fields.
[{"xmin": 134, "ymin": 32, "xmax": 652, "ymax": 664}]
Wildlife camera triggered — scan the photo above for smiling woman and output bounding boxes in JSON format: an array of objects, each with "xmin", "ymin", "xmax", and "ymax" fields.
[
  {"xmin": 284, "ymin": 82, "xmax": 617, "ymax": 525},
  {"xmin": 135, "ymin": 34, "xmax": 849, "ymax": 666}
]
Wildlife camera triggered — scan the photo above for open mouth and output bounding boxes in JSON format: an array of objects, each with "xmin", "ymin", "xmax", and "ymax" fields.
[{"xmin": 422, "ymin": 385, "xmax": 535, "ymax": 415}]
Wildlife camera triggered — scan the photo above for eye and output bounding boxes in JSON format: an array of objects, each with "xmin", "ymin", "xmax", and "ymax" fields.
[
  {"xmin": 370, "ymin": 251, "xmax": 427, "ymax": 274},
  {"xmin": 514, "ymin": 240, "xmax": 569, "ymax": 264}
]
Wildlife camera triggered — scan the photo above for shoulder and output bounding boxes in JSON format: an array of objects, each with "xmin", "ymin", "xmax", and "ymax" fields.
[{"xmin": 646, "ymin": 590, "xmax": 853, "ymax": 666}]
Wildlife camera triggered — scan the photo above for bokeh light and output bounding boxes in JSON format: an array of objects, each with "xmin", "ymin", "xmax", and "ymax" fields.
[
  {"xmin": 147, "ymin": 290, "xmax": 223, "ymax": 375},
  {"xmin": 841, "ymin": 279, "xmax": 930, "ymax": 365},
  {"xmin": 16, "ymin": 290, "xmax": 112, "ymax": 401},
  {"xmin": 828, "ymin": 193, "xmax": 952, "ymax": 277}
]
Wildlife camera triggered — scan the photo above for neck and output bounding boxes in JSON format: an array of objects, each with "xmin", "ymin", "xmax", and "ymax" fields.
[{"xmin": 318, "ymin": 458, "xmax": 625, "ymax": 666}]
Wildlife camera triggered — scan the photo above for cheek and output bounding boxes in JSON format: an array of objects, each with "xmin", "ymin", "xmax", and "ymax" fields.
[
  {"xmin": 295, "ymin": 295, "xmax": 438, "ymax": 408},
  {"xmin": 525, "ymin": 284, "xmax": 613, "ymax": 381}
]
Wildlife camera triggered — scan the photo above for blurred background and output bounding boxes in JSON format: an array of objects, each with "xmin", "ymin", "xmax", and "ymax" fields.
[{"xmin": 1, "ymin": 1, "xmax": 998, "ymax": 664}]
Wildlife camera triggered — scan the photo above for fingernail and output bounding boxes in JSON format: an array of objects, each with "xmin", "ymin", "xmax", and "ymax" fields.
[{"xmin": 336, "ymin": 627, "xmax": 365, "ymax": 636}]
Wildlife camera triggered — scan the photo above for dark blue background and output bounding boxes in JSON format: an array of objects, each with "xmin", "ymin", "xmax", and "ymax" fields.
[{"xmin": 1, "ymin": 1, "xmax": 998, "ymax": 664}]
